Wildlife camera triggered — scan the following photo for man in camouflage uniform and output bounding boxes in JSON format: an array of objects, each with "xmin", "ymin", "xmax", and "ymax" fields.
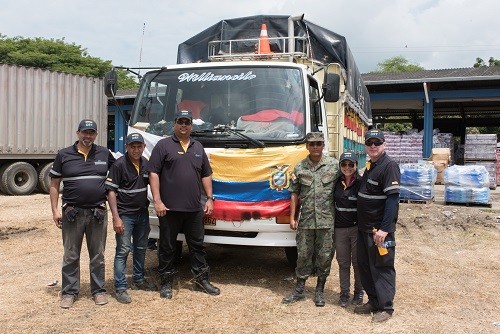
[{"xmin": 282, "ymin": 132, "xmax": 339, "ymax": 307}]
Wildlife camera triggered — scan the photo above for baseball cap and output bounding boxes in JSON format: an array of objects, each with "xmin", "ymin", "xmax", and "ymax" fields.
[
  {"xmin": 306, "ymin": 132, "xmax": 325, "ymax": 142},
  {"xmin": 339, "ymin": 151, "xmax": 357, "ymax": 163},
  {"xmin": 126, "ymin": 132, "xmax": 145, "ymax": 145},
  {"xmin": 78, "ymin": 119, "xmax": 97, "ymax": 132},
  {"xmin": 365, "ymin": 129, "xmax": 385, "ymax": 142},
  {"xmin": 175, "ymin": 110, "xmax": 193, "ymax": 121}
]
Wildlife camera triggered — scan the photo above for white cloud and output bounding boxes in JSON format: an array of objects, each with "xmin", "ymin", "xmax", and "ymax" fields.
[{"xmin": 1, "ymin": 0, "xmax": 499, "ymax": 72}]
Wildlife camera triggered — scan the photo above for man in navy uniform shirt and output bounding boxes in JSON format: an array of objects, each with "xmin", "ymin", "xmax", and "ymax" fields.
[
  {"xmin": 50, "ymin": 119, "xmax": 115, "ymax": 309},
  {"xmin": 106, "ymin": 132, "xmax": 157, "ymax": 304}
]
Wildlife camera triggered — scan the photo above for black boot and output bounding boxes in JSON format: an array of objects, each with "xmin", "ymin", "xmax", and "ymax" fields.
[
  {"xmin": 194, "ymin": 271, "xmax": 220, "ymax": 296},
  {"xmin": 159, "ymin": 274, "xmax": 174, "ymax": 299},
  {"xmin": 282, "ymin": 278, "xmax": 306, "ymax": 304},
  {"xmin": 314, "ymin": 277, "xmax": 326, "ymax": 307}
]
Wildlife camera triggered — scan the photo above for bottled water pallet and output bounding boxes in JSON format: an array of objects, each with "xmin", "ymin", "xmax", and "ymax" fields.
[
  {"xmin": 400, "ymin": 198, "xmax": 434, "ymax": 205},
  {"xmin": 444, "ymin": 201, "xmax": 492, "ymax": 208}
]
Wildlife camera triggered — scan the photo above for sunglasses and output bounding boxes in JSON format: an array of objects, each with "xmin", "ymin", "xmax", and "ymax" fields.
[
  {"xmin": 340, "ymin": 162, "xmax": 355, "ymax": 168},
  {"xmin": 176, "ymin": 119, "xmax": 192, "ymax": 126},
  {"xmin": 308, "ymin": 141, "xmax": 324, "ymax": 147},
  {"xmin": 365, "ymin": 140, "xmax": 384, "ymax": 146}
]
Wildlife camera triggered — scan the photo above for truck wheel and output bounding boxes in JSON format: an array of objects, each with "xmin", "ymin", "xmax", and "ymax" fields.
[
  {"xmin": 284, "ymin": 246, "xmax": 298, "ymax": 271},
  {"xmin": 1, "ymin": 162, "xmax": 38, "ymax": 196},
  {"xmin": 0, "ymin": 164, "xmax": 11, "ymax": 194},
  {"xmin": 37, "ymin": 162, "xmax": 53, "ymax": 194}
]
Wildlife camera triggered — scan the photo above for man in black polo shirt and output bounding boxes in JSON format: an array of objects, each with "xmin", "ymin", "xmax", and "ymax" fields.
[
  {"xmin": 355, "ymin": 129, "xmax": 400, "ymax": 323},
  {"xmin": 106, "ymin": 132, "xmax": 157, "ymax": 304},
  {"xmin": 148, "ymin": 110, "xmax": 220, "ymax": 299},
  {"xmin": 50, "ymin": 119, "xmax": 115, "ymax": 309}
]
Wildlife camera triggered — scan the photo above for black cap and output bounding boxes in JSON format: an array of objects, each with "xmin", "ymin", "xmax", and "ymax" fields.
[
  {"xmin": 126, "ymin": 133, "xmax": 145, "ymax": 145},
  {"xmin": 339, "ymin": 151, "xmax": 357, "ymax": 164},
  {"xmin": 78, "ymin": 119, "xmax": 97, "ymax": 132},
  {"xmin": 365, "ymin": 129, "xmax": 385, "ymax": 142},
  {"xmin": 175, "ymin": 110, "xmax": 193, "ymax": 121}
]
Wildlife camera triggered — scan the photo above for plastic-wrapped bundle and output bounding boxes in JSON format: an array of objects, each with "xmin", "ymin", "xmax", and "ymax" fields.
[
  {"xmin": 400, "ymin": 163, "xmax": 437, "ymax": 186},
  {"xmin": 444, "ymin": 165, "xmax": 490, "ymax": 204},
  {"xmin": 400, "ymin": 185, "xmax": 434, "ymax": 201},
  {"xmin": 444, "ymin": 165, "xmax": 490, "ymax": 188}
]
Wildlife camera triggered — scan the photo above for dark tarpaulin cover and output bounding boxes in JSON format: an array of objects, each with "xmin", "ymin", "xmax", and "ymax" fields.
[{"xmin": 177, "ymin": 15, "xmax": 371, "ymax": 121}]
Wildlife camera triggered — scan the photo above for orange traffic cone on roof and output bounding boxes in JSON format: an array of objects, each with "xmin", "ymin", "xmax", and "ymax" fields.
[{"xmin": 258, "ymin": 23, "xmax": 271, "ymax": 54}]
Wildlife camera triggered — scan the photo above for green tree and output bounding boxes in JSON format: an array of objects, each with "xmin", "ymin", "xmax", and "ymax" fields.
[
  {"xmin": 473, "ymin": 57, "xmax": 500, "ymax": 67},
  {"xmin": 0, "ymin": 34, "xmax": 138, "ymax": 88},
  {"xmin": 372, "ymin": 56, "xmax": 424, "ymax": 73}
]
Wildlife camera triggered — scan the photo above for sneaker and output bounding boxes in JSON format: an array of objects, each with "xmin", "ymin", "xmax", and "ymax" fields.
[
  {"xmin": 372, "ymin": 311, "xmax": 392, "ymax": 322},
  {"xmin": 115, "ymin": 290, "xmax": 132, "ymax": 304},
  {"xmin": 352, "ymin": 290, "xmax": 364, "ymax": 305},
  {"xmin": 93, "ymin": 293, "xmax": 108, "ymax": 305},
  {"xmin": 60, "ymin": 295, "xmax": 75, "ymax": 309},
  {"xmin": 131, "ymin": 279, "xmax": 157, "ymax": 291},
  {"xmin": 354, "ymin": 301, "xmax": 377, "ymax": 314},
  {"xmin": 338, "ymin": 292, "xmax": 349, "ymax": 308}
]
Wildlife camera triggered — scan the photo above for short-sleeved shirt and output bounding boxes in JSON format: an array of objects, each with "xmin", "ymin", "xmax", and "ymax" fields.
[
  {"xmin": 50, "ymin": 142, "xmax": 116, "ymax": 208},
  {"xmin": 289, "ymin": 155, "xmax": 338, "ymax": 229},
  {"xmin": 147, "ymin": 134, "xmax": 212, "ymax": 212},
  {"xmin": 334, "ymin": 175, "xmax": 360, "ymax": 228},
  {"xmin": 357, "ymin": 152, "xmax": 400, "ymax": 232},
  {"xmin": 105, "ymin": 153, "xmax": 150, "ymax": 215}
]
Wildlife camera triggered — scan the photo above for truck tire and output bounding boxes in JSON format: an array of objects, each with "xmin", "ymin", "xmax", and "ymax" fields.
[
  {"xmin": 0, "ymin": 164, "xmax": 11, "ymax": 194},
  {"xmin": 284, "ymin": 246, "xmax": 298, "ymax": 271},
  {"xmin": 1, "ymin": 162, "xmax": 38, "ymax": 196},
  {"xmin": 37, "ymin": 162, "xmax": 53, "ymax": 194}
]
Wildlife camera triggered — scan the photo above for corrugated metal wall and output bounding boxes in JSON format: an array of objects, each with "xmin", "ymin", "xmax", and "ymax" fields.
[{"xmin": 0, "ymin": 64, "xmax": 107, "ymax": 159}]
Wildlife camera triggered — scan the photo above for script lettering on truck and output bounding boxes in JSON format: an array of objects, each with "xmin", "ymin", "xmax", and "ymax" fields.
[{"xmin": 178, "ymin": 71, "xmax": 257, "ymax": 82}]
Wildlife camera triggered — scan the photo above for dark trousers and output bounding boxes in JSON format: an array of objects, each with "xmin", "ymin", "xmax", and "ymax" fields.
[
  {"xmin": 357, "ymin": 230, "xmax": 396, "ymax": 313},
  {"xmin": 158, "ymin": 210, "xmax": 209, "ymax": 277}
]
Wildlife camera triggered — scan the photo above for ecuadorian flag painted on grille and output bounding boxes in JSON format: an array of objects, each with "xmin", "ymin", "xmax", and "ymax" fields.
[{"xmin": 209, "ymin": 145, "xmax": 308, "ymax": 221}]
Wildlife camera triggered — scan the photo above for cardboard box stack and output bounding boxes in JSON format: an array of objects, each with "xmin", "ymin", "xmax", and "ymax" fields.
[{"xmin": 428, "ymin": 148, "xmax": 451, "ymax": 185}]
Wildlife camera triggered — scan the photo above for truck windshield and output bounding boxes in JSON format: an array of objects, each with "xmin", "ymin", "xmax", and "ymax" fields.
[{"xmin": 129, "ymin": 66, "xmax": 306, "ymax": 144}]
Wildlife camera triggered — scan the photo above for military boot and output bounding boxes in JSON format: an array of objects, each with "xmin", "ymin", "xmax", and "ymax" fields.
[
  {"xmin": 282, "ymin": 278, "xmax": 306, "ymax": 304},
  {"xmin": 159, "ymin": 274, "xmax": 174, "ymax": 299},
  {"xmin": 194, "ymin": 271, "xmax": 220, "ymax": 296},
  {"xmin": 314, "ymin": 277, "xmax": 327, "ymax": 307}
]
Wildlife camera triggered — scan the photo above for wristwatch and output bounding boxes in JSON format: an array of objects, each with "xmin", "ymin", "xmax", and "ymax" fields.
[{"xmin": 207, "ymin": 196, "xmax": 215, "ymax": 201}]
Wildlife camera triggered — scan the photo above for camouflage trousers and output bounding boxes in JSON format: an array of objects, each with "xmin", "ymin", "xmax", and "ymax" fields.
[{"xmin": 295, "ymin": 227, "xmax": 335, "ymax": 280}]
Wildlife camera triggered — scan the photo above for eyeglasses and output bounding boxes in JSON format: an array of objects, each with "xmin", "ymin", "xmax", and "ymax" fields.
[
  {"xmin": 340, "ymin": 162, "xmax": 355, "ymax": 168},
  {"xmin": 176, "ymin": 119, "xmax": 192, "ymax": 126},
  {"xmin": 365, "ymin": 140, "xmax": 384, "ymax": 147},
  {"xmin": 308, "ymin": 141, "xmax": 324, "ymax": 147}
]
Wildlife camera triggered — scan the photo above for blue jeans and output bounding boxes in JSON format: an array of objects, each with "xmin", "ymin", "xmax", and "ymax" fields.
[{"xmin": 113, "ymin": 212, "xmax": 150, "ymax": 291}]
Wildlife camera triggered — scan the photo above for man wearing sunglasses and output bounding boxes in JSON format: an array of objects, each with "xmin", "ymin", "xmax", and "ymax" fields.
[
  {"xmin": 283, "ymin": 132, "xmax": 338, "ymax": 307},
  {"xmin": 148, "ymin": 110, "xmax": 220, "ymax": 300},
  {"xmin": 355, "ymin": 129, "xmax": 400, "ymax": 322}
]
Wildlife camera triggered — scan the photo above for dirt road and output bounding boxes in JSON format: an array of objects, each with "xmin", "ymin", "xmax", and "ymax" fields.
[{"xmin": 0, "ymin": 187, "xmax": 499, "ymax": 333}]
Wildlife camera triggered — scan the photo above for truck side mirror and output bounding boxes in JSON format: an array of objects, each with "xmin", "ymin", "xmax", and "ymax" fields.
[
  {"xmin": 322, "ymin": 73, "xmax": 340, "ymax": 102},
  {"xmin": 104, "ymin": 70, "xmax": 118, "ymax": 97}
]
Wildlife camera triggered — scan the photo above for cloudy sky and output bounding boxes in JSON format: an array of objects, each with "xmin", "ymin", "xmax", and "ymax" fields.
[{"xmin": 1, "ymin": 0, "xmax": 499, "ymax": 73}]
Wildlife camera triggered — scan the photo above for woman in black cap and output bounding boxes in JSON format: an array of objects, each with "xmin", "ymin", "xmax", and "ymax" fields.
[{"xmin": 333, "ymin": 150, "xmax": 364, "ymax": 307}]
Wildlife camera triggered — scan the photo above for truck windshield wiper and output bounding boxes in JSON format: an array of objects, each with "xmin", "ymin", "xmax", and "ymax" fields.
[{"xmin": 212, "ymin": 126, "xmax": 265, "ymax": 148}]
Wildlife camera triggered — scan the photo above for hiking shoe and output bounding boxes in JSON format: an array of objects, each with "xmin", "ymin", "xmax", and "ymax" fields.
[
  {"xmin": 93, "ymin": 293, "xmax": 108, "ymax": 305},
  {"xmin": 372, "ymin": 311, "xmax": 392, "ymax": 322},
  {"xmin": 352, "ymin": 290, "xmax": 364, "ymax": 305},
  {"xmin": 60, "ymin": 295, "xmax": 75, "ymax": 309},
  {"xmin": 131, "ymin": 279, "xmax": 157, "ymax": 291},
  {"xmin": 338, "ymin": 292, "xmax": 350, "ymax": 308},
  {"xmin": 354, "ymin": 301, "xmax": 377, "ymax": 314},
  {"xmin": 115, "ymin": 290, "xmax": 132, "ymax": 304}
]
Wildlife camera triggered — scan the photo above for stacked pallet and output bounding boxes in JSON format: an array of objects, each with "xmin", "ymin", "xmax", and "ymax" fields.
[
  {"xmin": 497, "ymin": 148, "xmax": 500, "ymax": 186},
  {"xmin": 464, "ymin": 134, "xmax": 497, "ymax": 189},
  {"xmin": 444, "ymin": 165, "xmax": 490, "ymax": 205},
  {"xmin": 384, "ymin": 132, "xmax": 423, "ymax": 164},
  {"xmin": 399, "ymin": 163, "xmax": 436, "ymax": 202}
]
